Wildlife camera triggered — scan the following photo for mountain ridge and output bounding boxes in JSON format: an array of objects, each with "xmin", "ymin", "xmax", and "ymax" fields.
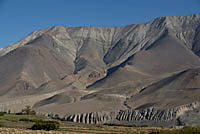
[
  {"xmin": 0, "ymin": 14, "xmax": 200, "ymax": 127},
  {"xmin": 1, "ymin": 14, "xmax": 200, "ymax": 57}
]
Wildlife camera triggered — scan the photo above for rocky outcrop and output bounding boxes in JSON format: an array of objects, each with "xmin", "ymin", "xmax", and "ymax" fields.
[
  {"xmin": 116, "ymin": 102, "xmax": 200, "ymax": 122},
  {"xmin": 88, "ymin": 71, "xmax": 102, "ymax": 79},
  {"xmin": 65, "ymin": 111, "xmax": 113, "ymax": 124},
  {"xmin": 63, "ymin": 102, "xmax": 200, "ymax": 125}
]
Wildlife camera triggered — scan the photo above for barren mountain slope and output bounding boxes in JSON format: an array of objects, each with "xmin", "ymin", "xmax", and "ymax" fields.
[{"xmin": 0, "ymin": 14, "xmax": 200, "ymax": 126}]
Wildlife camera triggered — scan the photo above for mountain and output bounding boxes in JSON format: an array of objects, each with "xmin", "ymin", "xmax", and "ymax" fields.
[{"xmin": 1, "ymin": 14, "xmax": 200, "ymax": 127}]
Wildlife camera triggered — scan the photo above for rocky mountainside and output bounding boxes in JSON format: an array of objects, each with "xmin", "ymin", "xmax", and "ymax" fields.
[{"xmin": 1, "ymin": 14, "xmax": 200, "ymax": 127}]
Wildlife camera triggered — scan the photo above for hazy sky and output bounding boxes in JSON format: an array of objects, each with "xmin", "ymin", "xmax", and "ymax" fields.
[{"xmin": 0, "ymin": 0, "xmax": 200, "ymax": 48}]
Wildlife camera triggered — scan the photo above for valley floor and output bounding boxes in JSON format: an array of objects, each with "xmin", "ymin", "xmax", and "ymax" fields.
[
  {"xmin": 0, "ymin": 113, "xmax": 199, "ymax": 134},
  {"xmin": 0, "ymin": 126, "xmax": 164, "ymax": 134}
]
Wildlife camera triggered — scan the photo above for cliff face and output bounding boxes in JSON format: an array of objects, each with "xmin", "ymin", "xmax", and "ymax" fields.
[
  {"xmin": 60, "ymin": 101, "xmax": 200, "ymax": 127},
  {"xmin": 0, "ymin": 14, "xmax": 200, "ymax": 127},
  {"xmin": 115, "ymin": 102, "xmax": 200, "ymax": 125},
  {"xmin": 65, "ymin": 111, "xmax": 114, "ymax": 124}
]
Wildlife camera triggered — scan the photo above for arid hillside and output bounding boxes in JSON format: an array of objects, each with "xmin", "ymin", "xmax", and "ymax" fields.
[{"xmin": 0, "ymin": 14, "xmax": 200, "ymax": 127}]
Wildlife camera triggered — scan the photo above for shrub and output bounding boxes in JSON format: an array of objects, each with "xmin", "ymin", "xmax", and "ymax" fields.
[
  {"xmin": 30, "ymin": 121, "xmax": 59, "ymax": 131},
  {"xmin": 0, "ymin": 123, "xmax": 4, "ymax": 127},
  {"xmin": 0, "ymin": 112, "xmax": 6, "ymax": 116},
  {"xmin": 15, "ymin": 112, "xmax": 25, "ymax": 115}
]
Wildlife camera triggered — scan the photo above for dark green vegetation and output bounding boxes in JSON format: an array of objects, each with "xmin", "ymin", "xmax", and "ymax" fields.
[
  {"xmin": 150, "ymin": 127, "xmax": 200, "ymax": 134},
  {"xmin": 31, "ymin": 120, "xmax": 59, "ymax": 131},
  {"xmin": 0, "ymin": 112, "xmax": 6, "ymax": 117}
]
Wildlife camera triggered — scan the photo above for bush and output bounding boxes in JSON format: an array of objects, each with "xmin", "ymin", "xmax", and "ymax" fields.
[
  {"xmin": 30, "ymin": 121, "xmax": 59, "ymax": 131},
  {"xmin": 0, "ymin": 112, "xmax": 6, "ymax": 116},
  {"xmin": 15, "ymin": 112, "xmax": 25, "ymax": 115}
]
